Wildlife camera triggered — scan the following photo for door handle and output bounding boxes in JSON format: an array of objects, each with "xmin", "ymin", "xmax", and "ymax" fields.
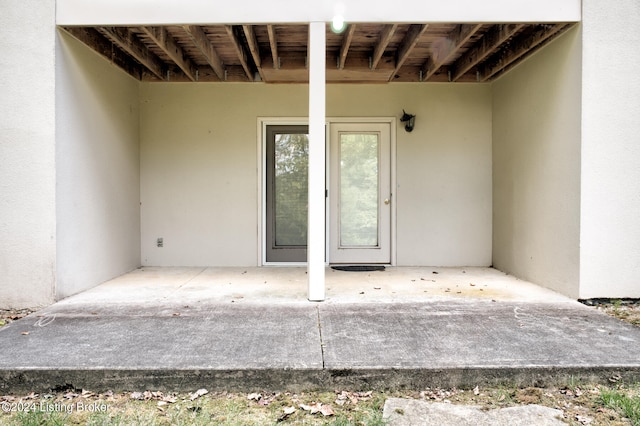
[{"xmin": 384, "ymin": 198, "xmax": 390, "ymax": 205}]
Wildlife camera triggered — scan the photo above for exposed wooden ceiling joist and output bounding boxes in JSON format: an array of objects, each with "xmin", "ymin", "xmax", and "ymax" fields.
[
  {"xmin": 266, "ymin": 25, "xmax": 279, "ymax": 69},
  {"xmin": 225, "ymin": 25, "xmax": 255, "ymax": 81},
  {"xmin": 64, "ymin": 27, "xmax": 143, "ymax": 80},
  {"xmin": 242, "ymin": 25, "xmax": 266, "ymax": 81},
  {"xmin": 98, "ymin": 26, "xmax": 166, "ymax": 80},
  {"xmin": 183, "ymin": 25, "xmax": 226, "ymax": 81},
  {"xmin": 449, "ymin": 23, "xmax": 524, "ymax": 82},
  {"xmin": 391, "ymin": 24, "xmax": 428, "ymax": 80},
  {"xmin": 477, "ymin": 23, "xmax": 570, "ymax": 81},
  {"xmin": 61, "ymin": 22, "xmax": 575, "ymax": 84},
  {"xmin": 422, "ymin": 23, "xmax": 482, "ymax": 81},
  {"xmin": 140, "ymin": 26, "xmax": 197, "ymax": 81},
  {"xmin": 338, "ymin": 24, "xmax": 356, "ymax": 70},
  {"xmin": 371, "ymin": 24, "xmax": 398, "ymax": 70}
]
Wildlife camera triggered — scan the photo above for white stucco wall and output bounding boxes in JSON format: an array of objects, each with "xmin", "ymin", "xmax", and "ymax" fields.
[
  {"xmin": 140, "ymin": 83, "xmax": 492, "ymax": 267},
  {"xmin": 55, "ymin": 31, "xmax": 141, "ymax": 299},
  {"xmin": 580, "ymin": 0, "xmax": 640, "ymax": 298},
  {"xmin": 492, "ymin": 26, "xmax": 582, "ymax": 297},
  {"xmin": 0, "ymin": 1, "xmax": 57, "ymax": 309}
]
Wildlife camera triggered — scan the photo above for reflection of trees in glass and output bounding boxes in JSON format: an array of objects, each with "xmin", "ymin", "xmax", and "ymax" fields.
[
  {"xmin": 275, "ymin": 133, "xmax": 308, "ymax": 246},
  {"xmin": 340, "ymin": 133, "xmax": 378, "ymax": 246}
]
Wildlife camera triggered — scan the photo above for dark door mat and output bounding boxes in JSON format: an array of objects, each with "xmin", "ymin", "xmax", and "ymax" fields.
[{"xmin": 331, "ymin": 265, "xmax": 386, "ymax": 272}]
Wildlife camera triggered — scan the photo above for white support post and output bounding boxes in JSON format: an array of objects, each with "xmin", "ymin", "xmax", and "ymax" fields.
[{"xmin": 307, "ymin": 21, "xmax": 326, "ymax": 301}]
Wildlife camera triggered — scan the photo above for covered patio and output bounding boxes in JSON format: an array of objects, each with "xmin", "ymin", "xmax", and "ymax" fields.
[{"xmin": 0, "ymin": 0, "xmax": 608, "ymax": 314}]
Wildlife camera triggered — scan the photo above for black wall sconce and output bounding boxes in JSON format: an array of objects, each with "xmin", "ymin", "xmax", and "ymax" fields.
[{"xmin": 400, "ymin": 110, "xmax": 416, "ymax": 132}]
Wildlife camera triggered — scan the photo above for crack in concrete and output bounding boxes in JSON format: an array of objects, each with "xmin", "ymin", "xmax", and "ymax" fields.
[{"xmin": 316, "ymin": 305, "xmax": 326, "ymax": 369}]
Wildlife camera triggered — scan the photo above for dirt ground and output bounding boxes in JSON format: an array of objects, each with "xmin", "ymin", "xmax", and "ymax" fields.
[{"xmin": 582, "ymin": 298, "xmax": 640, "ymax": 327}]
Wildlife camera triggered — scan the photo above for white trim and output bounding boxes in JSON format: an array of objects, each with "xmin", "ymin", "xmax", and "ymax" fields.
[{"xmin": 57, "ymin": 0, "xmax": 581, "ymax": 26}]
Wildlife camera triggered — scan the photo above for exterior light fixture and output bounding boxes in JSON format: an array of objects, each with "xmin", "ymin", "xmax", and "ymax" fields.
[
  {"xmin": 400, "ymin": 110, "xmax": 416, "ymax": 132},
  {"xmin": 331, "ymin": 15, "xmax": 346, "ymax": 33}
]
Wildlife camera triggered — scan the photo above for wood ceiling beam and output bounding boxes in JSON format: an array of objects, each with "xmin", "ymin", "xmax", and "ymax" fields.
[
  {"xmin": 225, "ymin": 25, "xmax": 256, "ymax": 81},
  {"xmin": 422, "ymin": 23, "xmax": 482, "ymax": 81},
  {"xmin": 242, "ymin": 25, "xmax": 266, "ymax": 81},
  {"xmin": 266, "ymin": 25, "xmax": 279, "ymax": 69},
  {"xmin": 450, "ymin": 23, "xmax": 524, "ymax": 82},
  {"xmin": 371, "ymin": 24, "xmax": 397, "ymax": 70},
  {"xmin": 182, "ymin": 25, "xmax": 225, "ymax": 81},
  {"xmin": 338, "ymin": 24, "xmax": 356, "ymax": 69},
  {"xmin": 477, "ymin": 24, "xmax": 569, "ymax": 81},
  {"xmin": 62, "ymin": 27, "xmax": 143, "ymax": 80},
  {"xmin": 390, "ymin": 24, "xmax": 428, "ymax": 80},
  {"xmin": 140, "ymin": 26, "xmax": 197, "ymax": 81},
  {"xmin": 492, "ymin": 24, "xmax": 573, "ymax": 80},
  {"xmin": 261, "ymin": 54, "xmax": 395, "ymax": 83},
  {"xmin": 98, "ymin": 27, "xmax": 166, "ymax": 81}
]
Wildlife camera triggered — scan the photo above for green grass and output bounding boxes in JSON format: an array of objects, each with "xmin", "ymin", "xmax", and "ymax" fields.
[
  {"xmin": 8, "ymin": 385, "xmax": 640, "ymax": 426},
  {"xmin": 10, "ymin": 410, "xmax": 69, "ymax": 426},
  {"xmin": 600, "ymin": 385, "xmax": 640, "ymax": 426},
  {"xmin": 0, "ymin": 392, "xmax": 386, "ymax": 426}
]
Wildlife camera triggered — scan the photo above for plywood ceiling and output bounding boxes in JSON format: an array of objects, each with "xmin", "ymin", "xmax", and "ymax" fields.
[{"xmin": 61, "ymin": 22, "xmax": 573, "ymax": 83}]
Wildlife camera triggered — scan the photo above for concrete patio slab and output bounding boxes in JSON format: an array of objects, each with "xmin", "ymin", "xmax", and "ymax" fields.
[
  {"xmin": 319, "ymin": 300, "xmax": 640, "ymax": 389},
  {"xmin": 1, "ymin": 267, "xmax": 639, "ymax": 393},
  {"xmin": 57, "ymin": 266, "xmax": 573, "ymax": 306},
  {"xmin": 0, "ymin": 303, "xmax": 323, "ymax": 392}
]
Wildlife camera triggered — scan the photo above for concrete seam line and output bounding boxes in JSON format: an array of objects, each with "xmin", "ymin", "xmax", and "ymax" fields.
[{"xmin": 316, "ymin": 305, "xmax": 325, "ymax": 369}]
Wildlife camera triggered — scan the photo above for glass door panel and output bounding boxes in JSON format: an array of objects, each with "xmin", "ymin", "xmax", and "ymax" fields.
[
  {"xmin": 266, "ymin": 125, "xmax": 309, "ymax": 262},
  {"xmin": 339, "ymin": 133, "xmax": 379, "ymax": 247}
]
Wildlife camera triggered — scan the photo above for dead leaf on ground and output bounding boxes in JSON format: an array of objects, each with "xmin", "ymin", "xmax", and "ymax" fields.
[
  {"xmin": 21, "ymin": 331, "xmax": 29, "ymax": 335},
  {"xmin": 277, "ymin": 406, "xmax": 296, "ymax": 422},
  {"xmin": 320, "ymin": 404, "xmax": 335, "ymax": 416},
  {"xmin": 300, "ymin": 402, "xmax": 335, "ymax": 416},
  {"xmin": 190, "ymin": 388, "xmax": 208, "ymax": 400},
  {"xmin": 335, "ymin": 390, "xmax": 373, "ymax": 405},
  {"xmin": 247, "ymin": 392, "xmax": 262, "ymax": 401}
]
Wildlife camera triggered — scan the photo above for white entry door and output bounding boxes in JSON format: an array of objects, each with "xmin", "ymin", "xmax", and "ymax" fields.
[{"xmin": 329, "ymin": 122, "xmax": 391, "ymax": 264}]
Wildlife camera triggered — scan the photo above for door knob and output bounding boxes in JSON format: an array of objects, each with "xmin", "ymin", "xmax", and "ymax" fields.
[{"xmin": 384, "ymin": 198, "xmax": 390, "ymax": 205}]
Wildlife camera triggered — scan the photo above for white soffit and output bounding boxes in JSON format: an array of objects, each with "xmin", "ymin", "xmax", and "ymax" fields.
[{"xmin": 57, "ymin": 0, "xmax": 581, "ymax": 26}]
